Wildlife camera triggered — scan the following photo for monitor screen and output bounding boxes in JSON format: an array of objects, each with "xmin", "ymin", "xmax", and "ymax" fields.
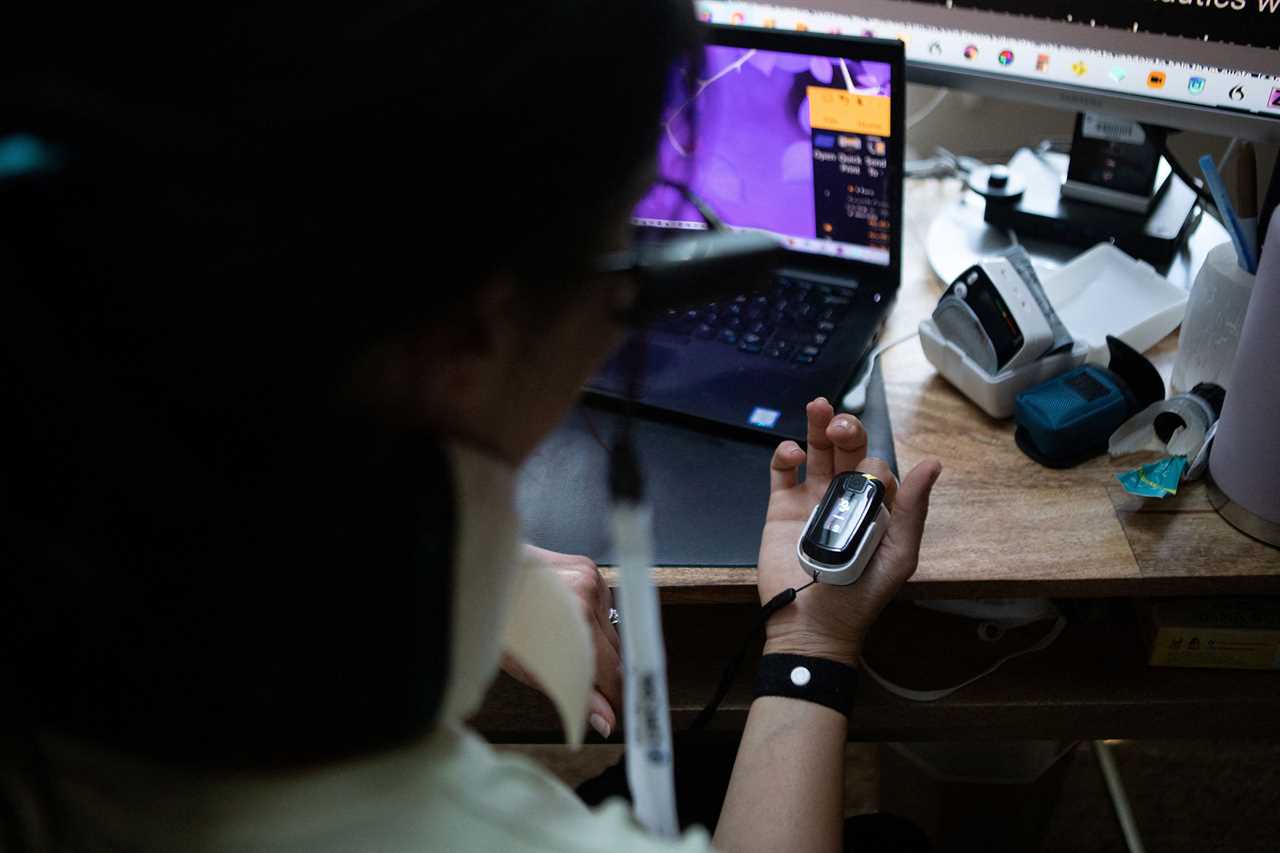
[
  {"xmin": 696, "ymin": 1, "xmax": 1280, "ymax": 141},
  {"xmin": 632, "ymin": 43, "xmax": 896, "ymax": 266}
]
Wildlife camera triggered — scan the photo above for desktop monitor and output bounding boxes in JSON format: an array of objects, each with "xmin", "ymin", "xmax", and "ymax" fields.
[{"xmin": 697, "ymin": 1, "xmax": 1280, "ymax": 143}]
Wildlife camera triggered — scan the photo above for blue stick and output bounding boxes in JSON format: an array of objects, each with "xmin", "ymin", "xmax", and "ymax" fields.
[{"xmin": 1199, "ymin": 154, "xmax": 1258, "ymax": 274}]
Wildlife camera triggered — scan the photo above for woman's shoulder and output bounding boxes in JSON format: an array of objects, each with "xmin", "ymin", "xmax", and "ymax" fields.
[
  {"xmin": 421, "ymin": 724, "xmax": 717, "ymax": 853},
  {"xmin": 39, "ymin": 724, "xmax": 714, "ymax": 853}
]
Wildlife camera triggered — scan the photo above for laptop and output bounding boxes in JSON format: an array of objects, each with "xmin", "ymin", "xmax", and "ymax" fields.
[{"xmin": 585, "ymin": 24, "xmax": 905, "ymax": 443}]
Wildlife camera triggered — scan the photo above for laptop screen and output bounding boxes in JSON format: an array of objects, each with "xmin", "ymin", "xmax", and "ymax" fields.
[{"xmin": 632, "ymin": 41, "xmax": 895, "ymax": 267}]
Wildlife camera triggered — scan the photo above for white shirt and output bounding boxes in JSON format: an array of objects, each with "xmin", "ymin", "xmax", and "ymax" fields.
[{"xmin": 45, "ymin": 443, "xmax": 715, "ymax": 852}]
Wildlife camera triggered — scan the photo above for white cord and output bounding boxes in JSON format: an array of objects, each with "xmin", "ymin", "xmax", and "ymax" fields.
[
  {"xmin": 840, "ymin": 330, "xmax": 920, "ymax": 413},
  {"xmin": 860, "ymin": 615, "xmax": 1066, "ymax": 702},
  {"xmin": 871, "ymin": 329, "xmax": 920, "ymax": 359},
  {"xmin": 906, "ymin": 88, "xmax": 948, "ymax": 130},
  {"xmin": 1094, "ymin": 740, "xmax": 1147, "ymax": 853},
  {"xmin": 904, "ymin": 146, "xmax": 986, "ymax": 180}
]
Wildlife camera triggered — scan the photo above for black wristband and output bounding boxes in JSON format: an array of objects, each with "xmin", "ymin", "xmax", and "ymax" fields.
[{"xmin": 754, "ymin": 653, "xmax": 859, "ymax": 717}]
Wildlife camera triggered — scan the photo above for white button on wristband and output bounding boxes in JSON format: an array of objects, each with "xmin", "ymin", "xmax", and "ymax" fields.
[{"xmin": 755, "ymin": 653, "xmax": 859, "ymax": 717}]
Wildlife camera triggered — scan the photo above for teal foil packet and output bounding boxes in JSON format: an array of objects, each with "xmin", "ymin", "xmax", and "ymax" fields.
[{"xmin": 1116, "ymin": 455, "xmax": 1187, "ymax": 499}]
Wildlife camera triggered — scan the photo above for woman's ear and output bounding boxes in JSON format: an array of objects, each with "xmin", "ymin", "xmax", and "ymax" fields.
[
  {"xmin": 347, "ymin": 277, "xmax": 523, "ymax": 428},
  {"xmin": 444, "ymin": 277, "xmax": 523, "ymax": 359},
  {"xmin": 347, "ymin": 271, "xmax": 624, "ymax": 463}
]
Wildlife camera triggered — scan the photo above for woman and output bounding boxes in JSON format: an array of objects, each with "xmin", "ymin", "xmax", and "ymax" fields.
[{"xmin": 0, "ymin": 3, "xmax": 939, "ymax": 850}]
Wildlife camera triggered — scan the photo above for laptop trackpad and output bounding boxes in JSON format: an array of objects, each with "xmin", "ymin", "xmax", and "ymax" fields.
[
  {"xmin": 518, "ymin": 361, "xmax": 896, "ymax": 567},
  {"xmin": 588, "ymin": 337, "xmax": 686, "ymax": 397}
]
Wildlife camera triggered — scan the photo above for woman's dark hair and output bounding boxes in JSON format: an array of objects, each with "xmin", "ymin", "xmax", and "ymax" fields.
[{"xmin": 0, "ymin": 0, "xmax": 699, "ymax": 783}]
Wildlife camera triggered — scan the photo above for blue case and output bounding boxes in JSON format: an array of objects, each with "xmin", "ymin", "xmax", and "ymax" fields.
[
  {"xmin": 1015, "ymin": 367, "xmax": 1134, "ymax": 468},
  {"xmin": 1014, "ymin": 336, "xmax": 1164, "ymax": 468}
]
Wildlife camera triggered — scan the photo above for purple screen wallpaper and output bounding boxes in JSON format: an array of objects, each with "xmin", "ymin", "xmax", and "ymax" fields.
[{"xmin": 633, "ymin": 45, "xmax": 892, "ymax": 258}]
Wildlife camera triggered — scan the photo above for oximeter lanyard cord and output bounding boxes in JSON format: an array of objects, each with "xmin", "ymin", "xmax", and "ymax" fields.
[{"xmin": 687, "ymin": 580, "xmax": 815, "ymax": 732}]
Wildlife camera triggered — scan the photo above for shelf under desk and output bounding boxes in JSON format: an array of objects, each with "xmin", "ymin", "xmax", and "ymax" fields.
[{"xmin": 474, "ymin": 602, "xmax": 1280, "ymax": 743}]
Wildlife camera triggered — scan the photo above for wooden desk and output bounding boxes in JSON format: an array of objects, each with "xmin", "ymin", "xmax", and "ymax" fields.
[
  {"xmin": 615, "ymin": 178, "xmax": 1280, "ymax": 603},
  {"xmin": 475, "ymin": 179, "xmax": 1280, "ymax": 742}
]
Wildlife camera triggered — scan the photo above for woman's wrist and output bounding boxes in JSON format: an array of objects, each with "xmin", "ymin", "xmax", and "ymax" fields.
[{"xmin": 762, "ymin": 629, "xmax": 861, "ymax": 668}]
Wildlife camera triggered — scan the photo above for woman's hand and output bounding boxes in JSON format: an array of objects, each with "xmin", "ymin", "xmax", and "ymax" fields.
[
  {"xmin": 502, "ymin": 545, "xmax": 622, "ymax": 739},
  {"xmin": 757, "ymin": 397, "xmax": 941, "ymax": 666}
]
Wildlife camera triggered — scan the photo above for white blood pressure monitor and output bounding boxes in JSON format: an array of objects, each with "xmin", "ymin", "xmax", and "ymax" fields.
[{"xmin": 932, "ymin": 256, "xmax": 1056, "ymax": 375}]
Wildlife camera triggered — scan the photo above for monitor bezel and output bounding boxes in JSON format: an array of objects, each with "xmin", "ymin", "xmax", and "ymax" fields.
[{"xmin": 907, "ymin": 61, "xmax": 1280, "ymax": 145}]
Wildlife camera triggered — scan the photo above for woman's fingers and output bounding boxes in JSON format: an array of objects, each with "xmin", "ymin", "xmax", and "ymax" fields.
[
  {"xmin": 770, "ymin": 440, "xmax": 805, "ymax": 492},
  {"xmin": 887, "ymin": 459, "xmax": 941, "ymax": 563},
  {"xmin": 866, "ymin": 460, "xmax": 941, "ymax": 596},
  {"xmin": 531, "ymin": 549, "xmax": 624, "ymax": 733},
  {"xmin": 590, "ymin": 571, "xmax": 619, "ymax": 655},
  {"xmin": 856, "ymin": 457, "xmax": 898, "ymax": 510},
  {"xmin": 828, "ymin": 413, "xmax": 869, "ymax": 474},
  {"xmin": 554, "ymin": 558, "xmax": 617, "ymax": 652},
  {"xmin": 588, "ymin": 689, "xmax": 617, "ymax": 740},
  {"xmin": 590, "ymin": 616, "xmax": 623, "ymax": 717},
  {"xmin": 570, "ymin": 563, "xmax": 622, "ymax": 713},
  {"xmin": 804, "ymin": 397, "xmax": 836, "ymax": 479}
]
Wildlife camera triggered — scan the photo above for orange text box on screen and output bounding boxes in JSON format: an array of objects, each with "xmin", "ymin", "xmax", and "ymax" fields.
[{"xmin": 806, "ymin": 86, "xmax": 891, "ymax": 137}]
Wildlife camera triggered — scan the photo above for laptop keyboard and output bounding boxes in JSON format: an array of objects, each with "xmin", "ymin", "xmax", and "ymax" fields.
[{"xmin": 653, "ymin": 275, "xmax": 876, "ymax": 367}]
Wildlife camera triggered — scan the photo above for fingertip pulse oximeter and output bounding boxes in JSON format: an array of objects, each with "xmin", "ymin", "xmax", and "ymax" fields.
[{"xmin": 797, "ymin": 471, "xmax": 890, "ymax": 586}]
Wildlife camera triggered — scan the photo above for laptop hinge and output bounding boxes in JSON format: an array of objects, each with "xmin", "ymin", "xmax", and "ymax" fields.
[{"xmin": 777, "ymin": 266, "xmax": 865, "ymax": 291}]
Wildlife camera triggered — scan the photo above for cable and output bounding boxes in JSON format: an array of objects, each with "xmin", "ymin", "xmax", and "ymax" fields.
[
  {"xmin": 906, "ymin": 88, "xmax": 947, "ymax": 131},
  {"xmin": 1094, "ymin": 740, "xmax": 1147, "ymax": 853},
  {"xmin": 905, "ymin": 146, "xmax": 985, "ymax": 180},
  {"xmin": 862, "ymin": 614, "xmax": 1066, "ymax": 702},
  {"xmin": 904, "ymin": 156, "xmax": 957, "ymax": 179},
  {"xmin": 875, "ymin": 330, "xmax": 919, "ymax": 357},
  {"xmin": 1030, "ymin": 138, "xmax": 1069, "ymax": 175},
  {"xmin": 655, "ymin": 178, "xmax": 726, "ymax": 231},
  {"xmin": 842, "ymin": 327, "xmax": 920, "ymax": 412},
  {"xmin": 1036, "ymin": 137, "xmax": 1073, "ymax": 156},
  {"xmin": 686, "ymin": 581, "xmax": 817, "ymax": 731},
  {"xmin": 581, "ymin": 405, "xmax": 611, "ymax": 453}
]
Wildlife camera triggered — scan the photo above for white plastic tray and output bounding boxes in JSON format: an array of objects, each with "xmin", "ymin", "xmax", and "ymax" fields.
[
  {"xmin": 1042, "ymin": 243, "xmax": 1189, "ymax": 364},
  {"xmin": 919, "ymin": 319, "xmax": 1089, "ymax": 419}
]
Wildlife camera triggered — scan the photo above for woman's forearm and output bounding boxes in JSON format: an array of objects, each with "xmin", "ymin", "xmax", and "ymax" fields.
[{"xmin": 712, "ymin": 696, "xmax": 847, "ymax": 853}]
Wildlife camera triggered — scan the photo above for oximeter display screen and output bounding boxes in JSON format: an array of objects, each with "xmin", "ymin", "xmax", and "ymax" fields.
[
  {"xmin": 799, "ymin": 470, "xmax": 889, "ymax": 583},
  {"xmin": 819, "ymin": 492, "xmax": 864, "ymax": 550},
  {"xmin": 824, "ymin": 497, "xmax": 855, "ymax": 532},
  {"xmin": 803, "ymin": 472, "xmax": 885, "ymax": 564}
]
